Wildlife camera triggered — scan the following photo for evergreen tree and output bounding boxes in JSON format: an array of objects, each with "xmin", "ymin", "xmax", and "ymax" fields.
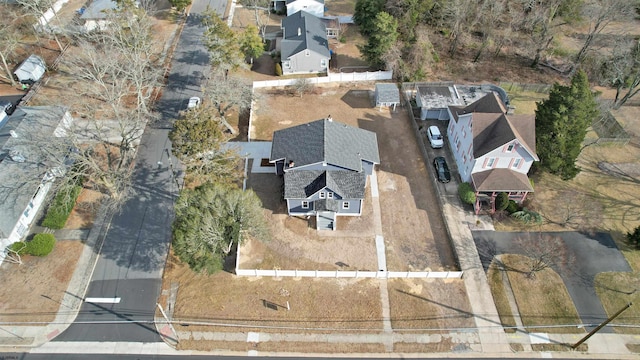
[
  {"xmin": 535, "ymin": 70, "xmax": 599, "ymax": 180},
  {"xmin": 240, "ymin": 25, "xmax": 264, "ymax": 63},
  {"xmin": 359, "ymin": 11, "xmax": 398, "ymax": 69},
  {"xmin": 353, "ymin": 0, "xmax": 385, "ymax": 36}
]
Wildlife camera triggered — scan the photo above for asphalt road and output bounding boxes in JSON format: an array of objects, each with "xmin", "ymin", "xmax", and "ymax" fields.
[
  {"xmin": 3, "ymin": 355, "xmax": 546, "ymax": 360},
  {"xmin": 472, "ymin": 231, "xmax": 633, "ymax": 332},
  {"xmin": 54, "ymin": 0, "xmax": 227, "ymax": 342}
]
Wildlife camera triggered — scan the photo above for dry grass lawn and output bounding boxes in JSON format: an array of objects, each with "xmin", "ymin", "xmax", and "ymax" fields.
[
  {"xmin": 500, "ymin": 255, "xmax": 583, "ymax": 334},
  {"xmin": 486, "ymin": 261, "xmax": 517, "ymax": 332},
  {"xmin": 164, "ymin": 251, "xmax": 383, "ymax": 332},
  {"xmin": 0, "ymin": 241, "xmax": 84, "ymax": 323},
  {"xmin": 594, "ymin": 271, "xmax": 640, "ymax": 334}
]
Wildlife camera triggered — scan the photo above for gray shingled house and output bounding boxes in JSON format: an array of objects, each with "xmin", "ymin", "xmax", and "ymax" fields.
[
  {"xmin": 270, "ymin": 117, "xmax": 380, "ymax": 230},
  {"xmin": 280, "ymin": 11, "xmax": 331, "ymax": 75},
  {"xmin": 0, "ymin": 106, "xmax": 73, "ymax": 258}
]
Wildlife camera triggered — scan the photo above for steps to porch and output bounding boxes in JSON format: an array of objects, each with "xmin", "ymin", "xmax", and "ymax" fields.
[{"xmin": 316, "ymin": 211, "xmax": 335, "ymax": 231}]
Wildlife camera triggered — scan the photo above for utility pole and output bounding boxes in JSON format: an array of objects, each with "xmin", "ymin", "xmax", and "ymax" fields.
[{"xmin": 572, "ymin": 302, "xmax": 632, "ymax": 349}]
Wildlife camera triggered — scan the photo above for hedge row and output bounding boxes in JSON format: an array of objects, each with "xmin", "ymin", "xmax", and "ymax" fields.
[
  {"xmin": 42, "ymin": 185, "xmax": 82, "ymax": 229},
  {"xmin": 10, "ymin": 233, "xmax": 56, "ymax": 257}
]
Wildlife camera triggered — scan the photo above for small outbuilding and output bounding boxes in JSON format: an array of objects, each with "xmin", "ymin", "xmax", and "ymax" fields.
[
  {"xmin": 14, "ymin": 55, "xmax": 46, "ymax": 84},
  {"xmin": 374, "ymin": 83, "xmax": 400, "ymax": 111}
]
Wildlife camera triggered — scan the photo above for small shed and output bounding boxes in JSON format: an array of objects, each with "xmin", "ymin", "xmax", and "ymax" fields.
[
  {"xmin": 14, "ymin": 55, "xmax": 46, "ymax": 84},
  {"xmin": 374, "ymin": 83, "xmax": 400, "ymax": 111}
]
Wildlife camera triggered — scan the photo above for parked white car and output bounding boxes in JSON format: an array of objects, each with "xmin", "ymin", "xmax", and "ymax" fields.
[
  {"xmin": 427, "ymin": 125, "xmax": 444, "ymax": 149},
  {"xmin": 187, "ymin": 96, "xmax": 201, "ymax": 109}
]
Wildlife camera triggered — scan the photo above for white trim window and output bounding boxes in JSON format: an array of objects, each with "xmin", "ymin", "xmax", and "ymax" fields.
[
  {"xmin": 342, "ymin": 201, "xmax": 349, "ymax": 209},
  {"xmin": 319, "ymin": 192, "xmax": 326, "ymax": 199},
  {"xmin": 327, "ymin": 192, "xmax": 333, "ymax": 199},
  {"xmin": 302, "ymin": 201, "xmax": 309, "ymax": 209},
  {"xmin": 512, "ymin": 158, "xmax": 522, "ymax": 169},
  {"xmin": 505, "ymin": 143, "xmax": 515, "ymax": 152},
  {"xmin": 486, "ymin": 158, "xmax": 495, "ymax": 168}
]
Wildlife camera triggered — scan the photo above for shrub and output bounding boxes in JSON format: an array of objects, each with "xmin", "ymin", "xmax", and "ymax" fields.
[
  {"xmin": 626, "ymin": 226, "xmax": 640, "ymax": 249},
  {"xmin": 458, "ymin": 182, "xmax": 476, "ymax": 205},
  {"xmin": 9, "ymin": 241, "xmax": 27, "ymax": 254},
  {"xmin": 339, "ymin": 36, "xmax": 346, "ymax": 43},
  {"xmin": 495, "ymin": 192, "xmax": 509, "ymax": 211},
  {"xmin": 511, "ymin": 208, "xmax": 543, "ymax": 225},
  {"xmin": 42, "ymin": 185, "xmax": 82, "ymax": 229},
  {"xmin": 26, "ymin": 233, "xmax": 56, "ymax": 256},
  {"xmin": 505, "ymin": 200, "xmax": 519, "ymax": 214},
  {"xmin": 275, "ymin": 63, "xmax": 282, "ymax": 76}
]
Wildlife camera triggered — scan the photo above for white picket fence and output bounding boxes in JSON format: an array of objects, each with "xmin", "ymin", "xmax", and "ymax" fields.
[
  {"xmin": 235, "ymin": 268, "xmax": 463, "ymax": 279},
  {"xmin": 252, "ymin": 70, "xmax": 393, "ymax": 88}
]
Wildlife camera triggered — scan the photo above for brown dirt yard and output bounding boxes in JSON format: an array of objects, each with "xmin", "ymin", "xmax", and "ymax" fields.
[{"xmin": 248, "ymin": 85, "xmax": 456, "ymax": 272}]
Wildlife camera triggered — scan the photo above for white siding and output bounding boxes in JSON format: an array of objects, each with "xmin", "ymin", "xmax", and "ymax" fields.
[
  {"xmin": 287, "ymin": 0, "xmax": 324, "ymax": 17},
  {"xmin": 472, "ymin": 141, "xmax": 535, "ymax": 176},
  {"xmin": 447, "ymin": 113, "xmax": 474, "ymax": 182}
]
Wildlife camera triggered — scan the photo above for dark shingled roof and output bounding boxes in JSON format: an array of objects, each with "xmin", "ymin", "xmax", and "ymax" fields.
[
  {"xmin": 471, "ymin": 168, "xmax": 534, "ymax": 192},
  {"xmin": 451, "ymin": 93, "xmax": 538, "ymax": 160},
  {"xmin": 270, "ymin": 118, "xmax": 380, "ymax": 171},
  {"xmin": 281, "ymin": 11, "xmax": 330, "ymax": 60},
  {"xmin": 284, "ymin": 170, "xmax": 366, "ymax": 199}
]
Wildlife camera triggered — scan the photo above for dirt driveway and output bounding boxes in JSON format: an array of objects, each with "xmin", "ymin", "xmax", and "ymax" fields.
[{"xmin": 244, "ymin": 85, "xmax": 456, "ymax": 272}]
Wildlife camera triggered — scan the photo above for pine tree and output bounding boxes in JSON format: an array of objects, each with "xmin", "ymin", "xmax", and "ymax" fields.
[
  {"xmin": 534, "ymin": 70, "xmax": 598, "ymax": 180},
  {"xmin": 359, "ymin": 12, "xmax": 398, "ymax": 69}
]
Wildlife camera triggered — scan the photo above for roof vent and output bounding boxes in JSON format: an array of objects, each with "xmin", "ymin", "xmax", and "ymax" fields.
[{"xmin": 9, "ymin": 130, "xmax": 17, "ymax": 138}]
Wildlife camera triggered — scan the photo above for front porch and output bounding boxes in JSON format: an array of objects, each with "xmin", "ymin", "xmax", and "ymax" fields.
[{"xmin": 474, "ymin": 191, "xmax": 530, "ymax": 215}]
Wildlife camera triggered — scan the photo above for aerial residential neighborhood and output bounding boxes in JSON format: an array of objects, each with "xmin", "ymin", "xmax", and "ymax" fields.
[{"xmin": 0, "ymin": 0, "xmax": 639, "ymax": 358}]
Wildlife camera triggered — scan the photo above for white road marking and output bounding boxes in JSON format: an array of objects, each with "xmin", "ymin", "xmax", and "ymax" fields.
[{"xmin": 85, "ymin": 297, "xmax": 121, "ymax": 304}]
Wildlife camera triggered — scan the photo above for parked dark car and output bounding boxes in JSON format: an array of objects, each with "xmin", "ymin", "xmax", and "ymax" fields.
[
  {"xmin": 0, "ymin": 101, "xmax": 15, "ymax": 115},
  {"xmin": 433, "ymin": 156, "xmax": 451, "ymax": 183}
]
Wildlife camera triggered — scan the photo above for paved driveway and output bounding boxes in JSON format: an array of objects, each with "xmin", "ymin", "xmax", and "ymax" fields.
[{"xmin": 472, "ymin": 231, "xmax": 632, "ymax": 332}]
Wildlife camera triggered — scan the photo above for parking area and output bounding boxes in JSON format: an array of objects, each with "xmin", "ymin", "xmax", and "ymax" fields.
[{"xmin": 242, "ymin": 85, "xmax": 457, "ymax": 272}]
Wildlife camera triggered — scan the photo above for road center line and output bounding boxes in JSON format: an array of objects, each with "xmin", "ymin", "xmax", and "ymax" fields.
[{"xmin": 85, "ymin": 297, "xmax": 121, "ymax": 304}]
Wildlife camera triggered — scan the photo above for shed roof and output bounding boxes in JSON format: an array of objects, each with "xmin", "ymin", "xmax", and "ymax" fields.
[
  {"xmin": 13, "ymin": 55, "xmax": 46, "ymax": 82},
  {"xmin": 375, "ymin": 83, "xmax": 400, "ymax": 104}
]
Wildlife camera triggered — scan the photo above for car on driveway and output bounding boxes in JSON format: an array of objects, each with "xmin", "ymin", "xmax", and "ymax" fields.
[
  {"xmin": 187, "ymin": 96, "xmax": 201, "ymax": 109},
  {"xmin": 433, "ymin": 156, "xmax": 451, "ymax": 183},
  {"xmin": 0, "ymin": 101, "xmax": 15, "ymax": 115},
  {"xmin": 427, "ymin": 125, "xmax": 443, "ymax": 148}
]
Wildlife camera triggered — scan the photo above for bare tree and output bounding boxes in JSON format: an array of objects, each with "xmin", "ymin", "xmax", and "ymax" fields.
[
  {"xmin": 600, "ymin": 39, "xmax": 640, "ymax": 109},
  {"xmin": 0, "ymin": 9, "xmax": 23, "ymax": 86},
  {"xmin": 239, "ymin": 0, "xmax": 271, "ymax": 41},
  {"xmin": 16, "ymin": 0, "xmax": 65, "ymax": 51},
  {"xmin": 473, "ymin": 0, "xmax": 506, "ymax": 63},
  {"xmin": 203, "ymin": 73, "xmax": 254, "ymax": 135},
  {"xmin": 441, "ymin": 0, "xmax": 477, "ymax": 56},
  {"xmin": 511, "ymin": 0, "xmax": 564, "ymax": 68},
  {"xmin": 572, "ymin": 0, "xmax": 634, "ymax": 73},
  {"xmin": 514, "ymin": 233, "xmax": 574, "ymax": 279}
]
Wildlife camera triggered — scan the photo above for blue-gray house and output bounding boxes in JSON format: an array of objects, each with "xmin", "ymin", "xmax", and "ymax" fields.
[
  {"xmin": 270, "ymin": 118, "xmax": 380, "ymax": 230},
  {"xmin": 280, "ymin": 11, "xmax": 331, "ymax": 75}
]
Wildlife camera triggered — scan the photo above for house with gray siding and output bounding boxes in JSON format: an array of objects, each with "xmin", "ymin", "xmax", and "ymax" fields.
[
  {"xmin": 270, "ymin": 117, "xmax": 380, "ymax": 230},
  {"xmin": 280, "ymin": 11, "xmax": 331, "ymax": 75}
]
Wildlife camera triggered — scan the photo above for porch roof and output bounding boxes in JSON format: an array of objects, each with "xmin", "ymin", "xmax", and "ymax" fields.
[{"xmin": 471, "ymin": 168, "xmax": 533, "ymax": 193}]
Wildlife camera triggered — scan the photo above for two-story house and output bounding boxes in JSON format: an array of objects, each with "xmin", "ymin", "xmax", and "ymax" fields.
[
  {"xmin": 280, "ymin": 11, "xmax": 331, "ymax": 75},
  {"xmin": 447, "ymin": 93, "xmax": 538, "ymax": 214},
  {"xmin": 269, "ymin": 117, "xmax": 380, "ymax": 230}
]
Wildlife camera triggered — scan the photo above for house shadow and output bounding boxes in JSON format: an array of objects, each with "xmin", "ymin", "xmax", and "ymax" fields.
[{"xmin": 341, "ymin": 89, "xmax": 374, "ymax": 108}]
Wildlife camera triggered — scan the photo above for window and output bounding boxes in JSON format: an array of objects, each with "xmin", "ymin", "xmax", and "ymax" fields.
[
  {"xmin": 327, "ymin": 192, "xmax": 333, "ymax": 199},
  {"xmin": 486, "ymin": 158, "xmax": 495, "ymax": 168},
  {"xmin": 342, "ymin": 202, "xmax": 349, "ymax": 209},
  {"xmin": 319, "ymin": 192, "xmax": 326, "ymax": 199},
  {"xmin": 302, "ymin": 201, "xmax": 309, "ymax": 209},
  {"xmin": 512, "ymin": 158, "xmax": 522, "ymax": 169},
  {"xmin": 321, "ymin": 59, "xmax": 327, "ymax": 68},
  {"xmin": 505, "ymin": 143, "xmax": 515, "ymax": 152}
]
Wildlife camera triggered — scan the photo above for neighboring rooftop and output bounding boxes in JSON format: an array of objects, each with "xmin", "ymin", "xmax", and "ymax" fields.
[
  {"xmin": 281, "ymin": 10, "xmax": 330, "ymax": 59},
  {"xmin": 415, "ymin": 83, "xmax": 506, "ymax": 109},
  {"xmin": 81, "ymin": 0, "xmax": 118, "ymax": 20}
]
